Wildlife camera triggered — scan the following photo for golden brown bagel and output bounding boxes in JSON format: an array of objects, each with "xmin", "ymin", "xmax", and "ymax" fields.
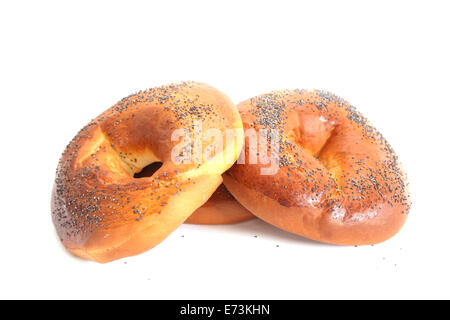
[
  {"xmin": 223, "ymin": 89, "xmax": 410, "ymax": 245},
  {"xmin": 52, "ymin": 82, "xmax": 244, "ymax": 263},
  {"xmin": 185, "ymin": 183, "xmax": 254, "ymax": 225}
]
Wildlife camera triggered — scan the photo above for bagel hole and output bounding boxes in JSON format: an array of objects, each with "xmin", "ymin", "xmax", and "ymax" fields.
[{"xmin": 134, "ymin": 162, "xmax": 163, "ymax": 178}]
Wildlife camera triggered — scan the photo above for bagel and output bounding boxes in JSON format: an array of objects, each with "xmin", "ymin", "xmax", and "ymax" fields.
[
  {"xmin": 223, "ymin": 89, "xmax": 411, "ymax": 245},
  {"xmin": 52, "ymin": 81, "xmax": 244, "ymax": 262},
  {"xmin": 135, "ymin": 165, "xmax": 254, "ymax": 225}
]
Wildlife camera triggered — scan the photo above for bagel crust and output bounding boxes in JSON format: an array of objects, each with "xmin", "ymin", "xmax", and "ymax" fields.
[
  {"xmin": 134, "ymin": 166, "xmax": 254, "ymax": 225},
  {"xmin": 185, "ymin": 183, "xmax": 254, "ymax": 225},
  {"xmin": 52, "ymin": 82, "xmax": 243, "ymax": 262},
  {"xmin": 223, "ymin": 90, "xmax": 411, "ymax": 245}
]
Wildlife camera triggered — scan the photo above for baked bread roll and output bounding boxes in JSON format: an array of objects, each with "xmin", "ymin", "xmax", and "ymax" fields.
[
  {"xmin": 223, "ymin": 89, "xmax": 410, "ymax": 245},
  {"xmin": 52, "ymin": 82, "xmax": 244, "ymax": 262}
]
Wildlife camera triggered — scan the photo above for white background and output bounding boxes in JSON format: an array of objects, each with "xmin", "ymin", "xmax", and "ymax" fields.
[{"xmin": 0, "ymin": 0, "xmax": 449, "ymax": 299}]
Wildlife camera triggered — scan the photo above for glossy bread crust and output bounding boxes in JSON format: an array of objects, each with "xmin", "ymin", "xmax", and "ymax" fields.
[
  {"xmin": 185, "ymin": 183, "xmax": 254, "ymax": 225},
  {"xmin": 135, "ymin": 166, "xmax": 254, "ymax": 225},
  {"xmin": 224, "ymin": 90, "xmax": 411, "ymax": 245},
  {"xmin": 52, "ymin": 82, "xmax": 244, "ymax": 262}
]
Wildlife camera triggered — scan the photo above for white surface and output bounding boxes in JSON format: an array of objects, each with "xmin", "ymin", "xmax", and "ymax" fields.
[{"xmin": 0, "ymin": 0, "xmax": 449, "ymax": 299}]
